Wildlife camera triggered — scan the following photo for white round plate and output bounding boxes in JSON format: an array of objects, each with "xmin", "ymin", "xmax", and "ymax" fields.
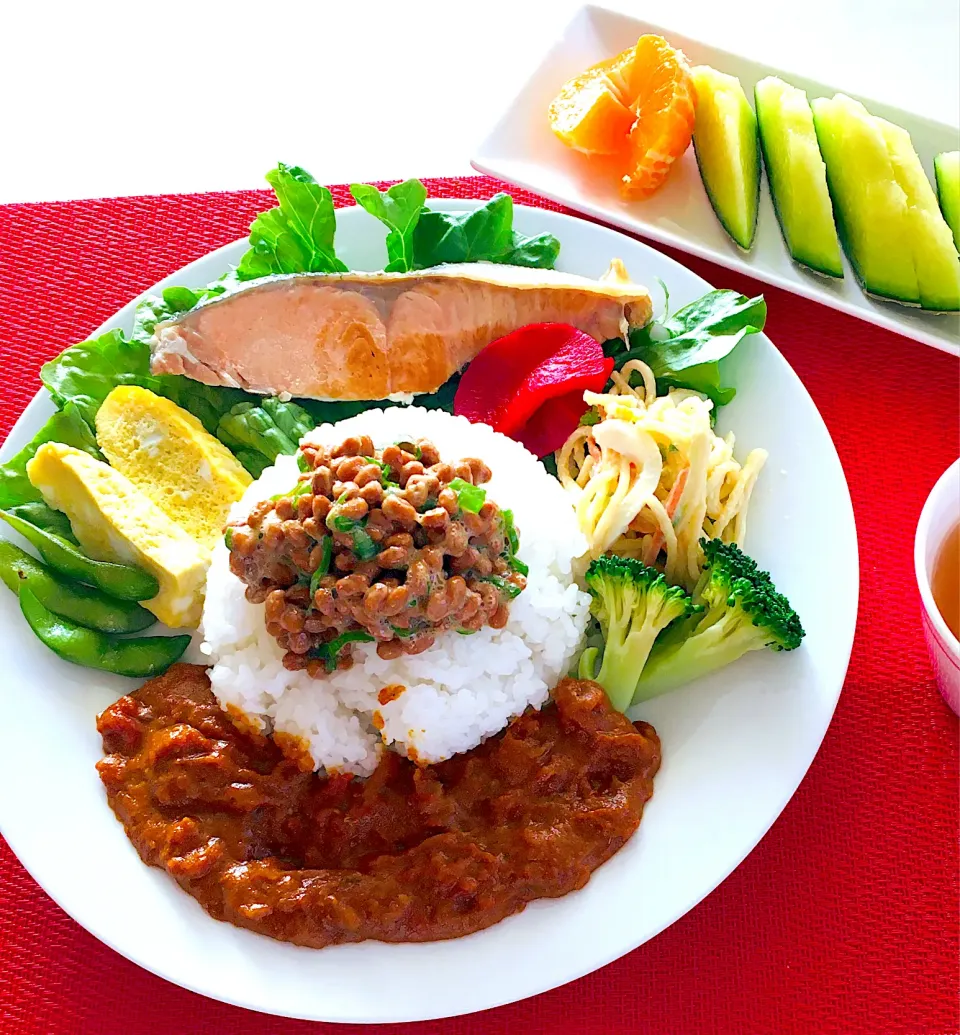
[{"xmin": 0, "ymin": 202, "xmax": 858, "ymax": 1023}]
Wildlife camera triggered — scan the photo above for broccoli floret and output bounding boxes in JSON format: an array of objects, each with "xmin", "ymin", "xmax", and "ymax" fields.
[
  {"xmin": 634, "ymin": 538, "xmax": 805, "ymax": 701},
  {"xmin": 578, "ymin": 554, "xmax": 694, "ymax": 712}
]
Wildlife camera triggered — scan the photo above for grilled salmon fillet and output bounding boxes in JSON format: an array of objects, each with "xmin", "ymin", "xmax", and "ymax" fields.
[{"xmin": 150, "ymin": 261, "xmax": 652, "ymax": 401}]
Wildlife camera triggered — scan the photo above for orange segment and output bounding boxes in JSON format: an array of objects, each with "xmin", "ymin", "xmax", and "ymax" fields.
[
  {"xmin": 548, "ymin": 50, "xmax": 637, "ymax": 155},
  {"xmin": 547, "ymin": 34, "xmax": 698, "ymax": 199},
  {"xmin": 620, "ymin": 35, "xmax": 697, "ymax": 198}
]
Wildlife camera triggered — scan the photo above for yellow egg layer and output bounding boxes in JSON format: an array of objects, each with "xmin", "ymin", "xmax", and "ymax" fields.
[
  {"xmin": 26, "ymin": 443, "xmax": 208, "ymax": 628},
  {"xmin": 95, "ymin": 386, "xmax": 251, "ymax": 553}
]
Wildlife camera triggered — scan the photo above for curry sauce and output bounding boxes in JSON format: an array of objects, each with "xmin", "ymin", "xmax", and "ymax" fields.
[{"xmin": 97, "ymin": 664, "xmax": 660, "ymax": 948}]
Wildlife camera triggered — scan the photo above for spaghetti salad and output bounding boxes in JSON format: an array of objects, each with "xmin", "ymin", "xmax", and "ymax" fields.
[{"xmin": 557, "ymin": 359, "xmax": 766, "ymax": 587}]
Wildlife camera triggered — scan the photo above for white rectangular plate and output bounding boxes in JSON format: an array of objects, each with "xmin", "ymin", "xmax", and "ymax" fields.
[{"xmin": 472, "ymin": 4, "xmax": 960, "ymax": 356}]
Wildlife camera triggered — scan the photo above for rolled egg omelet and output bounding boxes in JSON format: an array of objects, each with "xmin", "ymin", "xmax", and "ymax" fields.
[
  {"xmin": 27, "ymin": 443, "xmax": 207, "ymax": 628},
  {"xmin": 95, "ymin": 386, "xmax": 251, "ymax": 553}
]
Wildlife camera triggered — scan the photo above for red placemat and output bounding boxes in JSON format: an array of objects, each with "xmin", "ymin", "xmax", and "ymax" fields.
[{"xmin": 1, "ymin": 177, "xmax": 957, "ymax": 1035}]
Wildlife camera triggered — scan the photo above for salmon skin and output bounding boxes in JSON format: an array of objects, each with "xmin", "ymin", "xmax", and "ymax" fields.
[{"xmin": 150, "ymin": 261, "xmax": 652, "ymax": 402}]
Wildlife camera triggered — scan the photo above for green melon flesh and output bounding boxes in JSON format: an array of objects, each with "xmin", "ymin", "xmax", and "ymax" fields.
[
  {"xmin": 755, "ymin": 77, "xmax": 843, "ymax": 277},
  {"xmin": 876, "ymin": 120, "xmax": 960, "ymax": 311},
  {"xmin": 692, "ymin": 65, "xmax": 760, "ymax": 250},
  {"xmin": 812, "ymin": 93, "xmax": 959, "ymax": 311},
  {"xmin": 811, "ymin": 94, "xmax": 919, "ymax": 304},
  {"xmin": 934, "ymin": 150, "xmax": 960, "ymax": 250}
]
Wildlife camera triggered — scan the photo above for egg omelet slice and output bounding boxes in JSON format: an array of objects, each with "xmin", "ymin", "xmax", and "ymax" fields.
[
  {"xmin": 27, "ymin": 443, "xmax": 207, "ymax": 628},
  {"xmin": 95, "ymin": 386, "xmax": 251, "ymax": 553}
]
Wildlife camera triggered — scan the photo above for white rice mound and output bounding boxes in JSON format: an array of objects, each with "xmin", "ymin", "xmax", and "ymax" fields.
[{"xmin": 200, "ymin": 407, "xmax": 591, "ymax": 776}]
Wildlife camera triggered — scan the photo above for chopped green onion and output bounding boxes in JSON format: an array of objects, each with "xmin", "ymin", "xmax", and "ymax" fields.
[
  {"xmin": 455, "ymin": 627, "xmax": 477, "ymax": 635},
  {"xmin": 395, "ymin": 441, "xmax": 422, "ymax": 460},
  {"xmin": 499, "ymin": 508, "xmax": 527, "ymax": 573},
  {"xmin": 330, "ymin": 513, "xmax": 359, "ymax": 533},
  {"xmin": 449, "ymin": 477, "xmax": 486, "ymax": 514},
  {"xmin": 308, "ymin": 537, "xmax": 333, "ymax": 604},
  {"xmin": 316, "ymin": 629, "xmax": 375, "ymax": 670},
  {"xmin": 317, "ymin": 535, "xmax": 333, "ymax": 576},
  {"xmin": 352, "ymin": 527, "xmax": 379, "ymax": 561},
  {"xmin": 224, "ymin": 528, "xmax": 234, "ymax": 549},
  {"xmin": 363, "ymin": 456, "xmax": 392, "ymax": 477},
  {"xmin": 390, "ymin": 624, "xmax": 414, "ymax": 638},
  {"xmin": 271, "ymin": 478, "xmax": 312, "ymax": 502},
  {"xmin": 502, "ymin": 509, "xmax": 519, "ymax": 555},
  {"xmin": 479, "ymin": 575, "xmax": 523, "ymax": 599},
  {"xmin": 297, "ymin": 451, "xmax": 311, "ymax": 472},
  {"xmin": 308, "ymin": 568, "xmax": 323, "ymax": 601}
]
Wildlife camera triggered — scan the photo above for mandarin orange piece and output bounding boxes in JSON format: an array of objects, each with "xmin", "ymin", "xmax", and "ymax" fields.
[
  {"xmin": 548, "ymin": 35, "xmax": 698, "ymax": 199},
  {"xmin": 548, "ymin": 49, "xmax": 637, "ymax": 156},
  {"xmin": 620, "ymin": 35, "xmax": 698, "ymax": 199}
]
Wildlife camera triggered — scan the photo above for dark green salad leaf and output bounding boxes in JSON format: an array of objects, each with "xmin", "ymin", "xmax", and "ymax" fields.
[
  {"xmin": 605, "ymin": 290, "xmax": 766, "ymax": 407},
  {"xmin": 348, "ymin": 184, "xmax": 560, "ymax": 272},
  {"xmin": 297, "ymin": 371, "xmax": 461, "ymax": 428},
  {"xmin": 650, "ymin": 291, "xmax": 767, "ymax": 371},
  {"xmin": 657, "ymin": 364, "xmax": 737, "ymax": 408},
  {"xmin": 0, "ymin": 404, "xmax": 103, "ymax": 508},
  {"xmin": 350, "ymin": 179, "xmax": 428, "ymax": 273},
  {"xmin": 412, "ymin": 193, "xmax": 560, "ymax": 269},
  {"xmin": 237, "ymin": 163, "xmax": 348, "ymax": 280}
]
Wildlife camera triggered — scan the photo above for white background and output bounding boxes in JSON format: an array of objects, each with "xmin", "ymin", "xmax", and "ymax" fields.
[{"xmin": 2, "ymin": 0, "xmax": 958, "ymax": 204}]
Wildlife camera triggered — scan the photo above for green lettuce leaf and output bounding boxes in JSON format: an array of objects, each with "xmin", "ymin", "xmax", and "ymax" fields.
[
  {"xmin": 215, "ymin": 383, "xmax": 459, "ymax": 476},
  {"xmin": 0, "ymin": 403, "xmax": 104, "ymax": 508},
  {"xmin": 350, "ymin": 180, "xmax": 428, "ymax": 272},
  {"xmin": 606, "ymin": 290, "xmax": 766, "ymax": 407},
  {"xmin": 40, "ymin": 329, "xmax": 252, "ymax": 434},
  {"xmin": 216, "ymin": 399, "xmax": 316, "ymax": 474},
  {"xmin": 237, "ymin": 163, "xmax": 348, "ymax": 280},
  {"xmin": 132, "ymin": 287, "xmax": 205, "ymax": 343},
  {"xmin": 411, "ymin": 193, "xmax": 560, "ymax": 269},
  {"xmin": 130, "ymin": 275, "xmax": 241, "ymax": 343}
]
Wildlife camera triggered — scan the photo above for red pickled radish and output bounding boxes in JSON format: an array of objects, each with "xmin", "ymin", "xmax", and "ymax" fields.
[
  {"xmin": 454, "ymin": 323, "xmax": 614, "ymax": 456},
  {"xmin": 515, "ymin": 388, "xmax": 600, "ymax": 458}
]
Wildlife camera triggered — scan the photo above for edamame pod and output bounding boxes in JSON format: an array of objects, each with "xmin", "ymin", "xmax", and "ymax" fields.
[
  {"xmin": 19, "ymin": 586, "xmax": 189, "ymax": 677},
  {"xmin": 6, "ymin": 501, "xmax": 77, "ymax": 542},
  {"xmin": 0, "ymin": 540, "xmax": 155, "ymax": 634},
  {"xmin": 0, "ymin": 508, "xmax": 158, "ymax": 601}
]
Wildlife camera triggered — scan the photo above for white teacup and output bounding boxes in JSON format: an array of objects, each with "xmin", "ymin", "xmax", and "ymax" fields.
[{"xmin": 914, "ymin": 459, "xmax": 959, "ymax": 714}]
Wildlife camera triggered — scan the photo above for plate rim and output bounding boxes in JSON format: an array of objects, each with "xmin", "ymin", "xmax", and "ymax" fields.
[
  {"xmin": 0, "ymin": 199, "xmax": 859, "ymax": 1023},
  {"xmin": 471, "ymin": 3, "xmax": 960, "ymax": 358}
]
